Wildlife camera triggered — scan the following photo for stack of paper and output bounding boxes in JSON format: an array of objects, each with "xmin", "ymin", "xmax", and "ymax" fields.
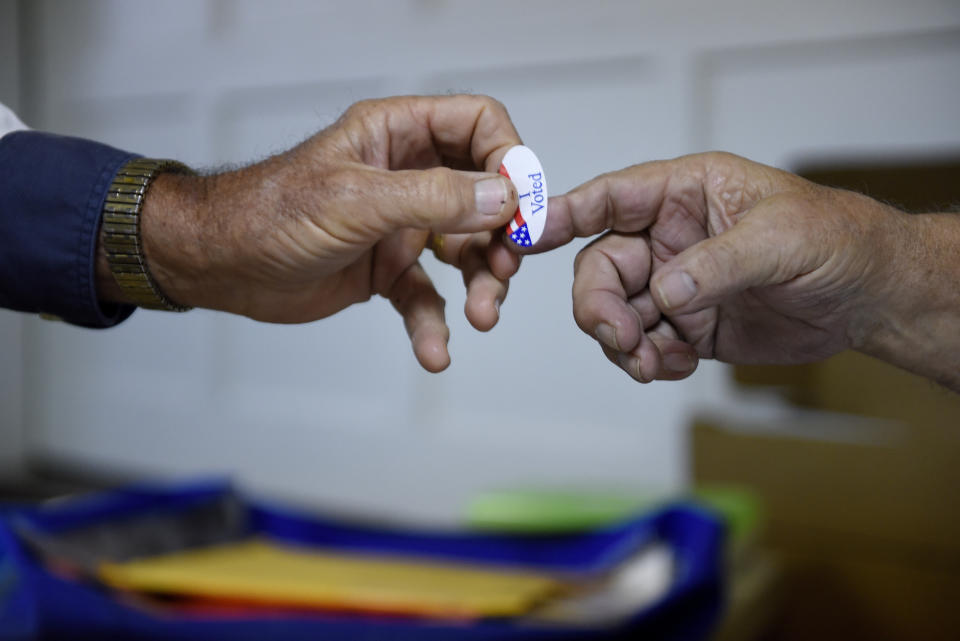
[{"xmin": 98, "ymin": 537, "xmax": 564, "ymax": 619}]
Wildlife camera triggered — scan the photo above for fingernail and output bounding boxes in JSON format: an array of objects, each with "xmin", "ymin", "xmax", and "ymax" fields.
[
  {"xmin": 657, "ymin": 271, "xmax": 697, "ymax": 310},
  {"xmin": 475, "ymin": 177, "xmax": 510, "ymax": 216},
  {"xmin": 617, "ymin": 353, "xmax": 646, "ymax": 382},
  {"xmin": 664, "ymin": 352, "xmax": 695, "ymax": 374},
  {"xmin": 595, "ymin": 323, "xmax": 619, "ymax": 351},
  {"xmin": 494, "ymin": 298, "xmax": 501, "ymax": 318}
]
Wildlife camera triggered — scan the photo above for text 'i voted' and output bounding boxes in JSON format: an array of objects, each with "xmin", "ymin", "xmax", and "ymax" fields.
[{"xmin": 499, "ymin": 146, "xmax": 548, "ymax": 247}]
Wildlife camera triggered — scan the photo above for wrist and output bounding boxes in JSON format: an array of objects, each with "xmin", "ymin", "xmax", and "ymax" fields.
[
  {"xmin": 855, "ymin": 209, "xmax": 960, "ymax": 391},
  {"xmin": 95, "ymin": 166, "xmax": 208, "ymax": 309},
  {"xmin": 140, "ymin": 163, "xmax": 282, "ymax": 316},
  {"xmin": 138, "ymin": 171, "xmax": 211, "ymax": 309},
  {"xmin": 96, "ymin": 159, "xmax": 198, "ymax": 311}
]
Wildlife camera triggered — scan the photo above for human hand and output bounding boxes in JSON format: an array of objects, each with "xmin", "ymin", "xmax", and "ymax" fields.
[
  {"xmin": 102, "ymin": 95, "xmax": 523, "ymax": 372},
  {"xmin": 516, "ymin": 152, "xmax": 929, "ymax": 383}
]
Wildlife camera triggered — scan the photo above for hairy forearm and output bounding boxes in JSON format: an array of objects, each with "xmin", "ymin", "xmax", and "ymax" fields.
[{"xmin": 858, "ymin": 210, "xmax": 960, "ymax": 392}]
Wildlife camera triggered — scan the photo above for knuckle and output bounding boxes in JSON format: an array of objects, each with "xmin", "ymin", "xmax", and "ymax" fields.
[
  {"xmin": 691, "ymin": 238, "xmax": 738, "ymax": 280},
  {"xmin": 573, "ymin": 241, "xmax": 606, "ymax": 277},
  {"xmin": 573, "ymin": 246, "xmax": 590, "ymax": 272},
  {"xmin": 324, "ymin": 168, "xmax": 383, "ymax": 215},
  {"xmin": 704, "ymin": 150, "xmax": 738, "ymax": 164},
  {"xmin": 698, "ymin": 150, "xmax": 745, "ymax": 171},
  {"xmin": 343, "ymin": 98, "xmax": 385, "ymax": 126},
  {"xmin": 760, "ymin": 191, "xmax": 821, "ymax": 233},
  {"xmin": 477, "ymin": 94, "xmax": 508, "ymax": 115},
  {"xmin": 328, "ymin": 167, "xmax": 365, "ymax": 194},
  {"xmin": 697, "ymin": 151, "xmax": 745, "ymax": 181},
  {"xmin": 572, "ymin": 302, "xmax": 594, "ymax": 335},
  {"xmin": 346, "ymin": 98, "xmax": 374, "ymax": 116},
  {"xmin": 420, "ymin": 167, "xmax": 464, "ymax": 220}
]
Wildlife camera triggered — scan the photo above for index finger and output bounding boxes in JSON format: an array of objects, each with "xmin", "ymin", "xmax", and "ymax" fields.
[
  {"xmin": 349, "ymin": 95, "xmax": 523, "ymax": 173},
  {"xmin": 509, "ymin": 160, "xmax": 683, "ymax": 255}
]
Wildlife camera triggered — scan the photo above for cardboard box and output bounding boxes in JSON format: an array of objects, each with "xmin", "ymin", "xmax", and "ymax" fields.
[{"xmin": 694, "ymin": 352, "xmax": 960, "ymax": 641}]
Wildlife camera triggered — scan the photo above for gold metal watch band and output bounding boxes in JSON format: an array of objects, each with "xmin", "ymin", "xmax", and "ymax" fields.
[{"xmin": 102, "ymin": 157, "xmax": 195, "ymax": 312}]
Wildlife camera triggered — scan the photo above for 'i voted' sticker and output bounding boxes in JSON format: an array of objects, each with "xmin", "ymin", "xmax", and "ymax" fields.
[{"xmin": 499, "ymin": 145, "xmax": 547, "ymax": 247}]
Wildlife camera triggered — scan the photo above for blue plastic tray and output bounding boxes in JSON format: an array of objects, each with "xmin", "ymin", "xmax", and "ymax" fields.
[{"xmin": 0, "ymin": 480, "xmax": 724, "ymax": 640}]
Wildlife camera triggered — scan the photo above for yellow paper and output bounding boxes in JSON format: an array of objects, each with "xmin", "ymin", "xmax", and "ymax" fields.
[{"xmin": 98, "ymin": 538, "xmax": 563, "ymax": 618}]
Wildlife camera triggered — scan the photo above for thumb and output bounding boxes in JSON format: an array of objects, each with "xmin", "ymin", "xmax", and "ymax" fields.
[
  {"xmin": 650, "ymin": 209, "xmax": 810, "ymax": 315},
  {"xmin": 382, "ymin": 167, "xmax": 518, "ymax": 234}
]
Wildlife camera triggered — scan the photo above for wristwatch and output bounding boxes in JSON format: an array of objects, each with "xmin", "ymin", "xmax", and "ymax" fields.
[{"xmin": 102, "ymin": 157, "xmax": 195, "ymax": 311}]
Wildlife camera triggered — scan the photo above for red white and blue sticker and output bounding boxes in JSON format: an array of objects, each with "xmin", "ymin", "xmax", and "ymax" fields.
[{"xmin": 499, "ymin": 145, "xmax": 547, "ymax": 247}]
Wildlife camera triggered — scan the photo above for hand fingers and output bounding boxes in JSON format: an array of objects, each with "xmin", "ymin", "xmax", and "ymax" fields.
[
  {"xmin": 428, "ymin": 232, "xmax": 514, "ymax": 332},
  {"xmin": 568, "ymin": 229, "xmax": 701, "ymax": 382},
  {"xmin": 602, "ymin": 320, "xmax": 699, "ymax": 383},
  {"xmin": 486, "ymin": 235, "xmax": 522, "ymax": 281},
  {"xmin": 342, "ymin": 95, "xmax": 523, "ymax": 173},
  {"xmin": 626, "ymin": 290, "xmax": 661, "ymax": 331},
  {"xmin": 655, "ymin": 304, "xmax": 718, "ymax": 357},
  {"xmin": 385, "ymin": 260, "xmax": 451, "ymax": 373},
  {"xmin": 313, "ymin": 95, "xmax": 523, "ymax": 248},
  {"xmin": 646, "ymin": 321, "xmax": 699, "ymax": 380},
  {"xmin": 507, "ymin": 151, "xmax": 793, "ymax": 256},
  {"xmin": 572, "ymin": 232, "xmax": 652, "ymax": 355},
  {"xmin": 377, "ymin": 167, "xmax": 519, "ymax": 235},
  {"xmin": 460, "ymin": 235, "xmax": 508, "ymax": 332},
  {"xmin": 408, "ymin": 95, "xmax": 523, "ymax": 173},
  {"xmin": 601, "ymin": 335, "xmax": 661, "ymax": 383},
  {"xmin": 650, "ymin": 193, "xmax": 814, "ymax": 316},
  {"xmin": 507, "ymin": 160, "xmax": 684, "ymax": 255}
]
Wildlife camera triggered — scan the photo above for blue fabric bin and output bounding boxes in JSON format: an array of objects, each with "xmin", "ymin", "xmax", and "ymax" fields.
[{"xmin": 0, "ymin": 481, "xmax": 724, "ymax": 640}]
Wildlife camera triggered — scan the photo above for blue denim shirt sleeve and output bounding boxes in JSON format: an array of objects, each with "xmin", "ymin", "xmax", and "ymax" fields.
[{"xmin": 0, "ymin": 131, "xmax": 138, "ymax": 328}]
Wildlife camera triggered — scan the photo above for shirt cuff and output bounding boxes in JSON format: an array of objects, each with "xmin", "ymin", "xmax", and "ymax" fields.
[
  {"xmin": 0, "ymin": 131, "xmax": 138, "ymax": 328},
  {"xmin": 0, "ymin": 102, "xmax": 28, "ymax": 140}
]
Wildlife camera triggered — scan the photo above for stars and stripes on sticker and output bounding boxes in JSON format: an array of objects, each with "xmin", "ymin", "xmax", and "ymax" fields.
[
  {"xmin": 500, "ymin": 164, "xmax": 532, "ymax": 246},
  {"xmin": 509, "ymin": 223, "xmax": 532, "ymax": 247},
  {"xmin": 498, "ymin": 145, "xmax": 547, "ymax": 247}
]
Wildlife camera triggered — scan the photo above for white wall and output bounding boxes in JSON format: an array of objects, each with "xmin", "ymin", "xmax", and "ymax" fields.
[
  {"xmin": 7, "ymin": 0, "xmax": 960, "ymax": 524},
  {"xmin": 0, "ymin": 0, "xmax": 24, "ymax": 478}
]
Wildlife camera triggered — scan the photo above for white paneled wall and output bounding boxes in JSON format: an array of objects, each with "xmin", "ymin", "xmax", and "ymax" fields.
[
  {"xmin": 5, "ymin": 1, "xmax": 960, "ymax": 524},
  {"xmin": 0, "ymin": 0, "xmax": 23, "ymax": 477}
]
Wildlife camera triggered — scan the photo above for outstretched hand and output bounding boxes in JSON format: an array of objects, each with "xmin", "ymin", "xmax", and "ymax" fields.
[
  {"xmin": 104, "ymin": 95, "xmax": 525, "ymax": 372},
  {"xmin": 514, "ymin": 152, "xmax": 926, "ymax": 384}
]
